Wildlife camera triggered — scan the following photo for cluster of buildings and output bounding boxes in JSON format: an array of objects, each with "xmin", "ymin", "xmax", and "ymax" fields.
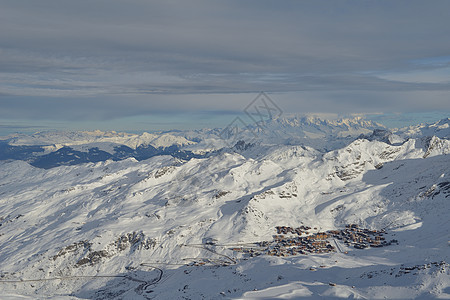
[
  {"xmin": 333, "ymin": 224, "xmax": 397, "ymax": 249},
  {"xmin": 188, "ymin": 261, "xmax": 207, "ymax": 267},
  {"xmin": 275, "ymin": 225, "xmax": 312, "ymax": 235},
  {"xmin": 229, "ymin": 224, "xmax": 397, "ymax": 258},
  {"xmin": 266, "ymin": 235, "xmax": 335, "ymax": 256}
]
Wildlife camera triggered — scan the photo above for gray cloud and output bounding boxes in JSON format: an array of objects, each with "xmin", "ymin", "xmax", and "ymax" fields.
[{"xmin": 0, "ymin": 0, "xmax": 449, "ymax": 127}]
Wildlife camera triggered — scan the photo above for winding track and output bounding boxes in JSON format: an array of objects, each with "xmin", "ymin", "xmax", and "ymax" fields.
[
  {"xmin": 0, "ymin": 264, "xmax": 164, "ymax": 290},
  {"xmin": 0, "ymin": 274, "xmax": 126, "ymax": 283},
  {"xmin": 139, "ymin": 263, "xmax": 164, "ymax": 284}
]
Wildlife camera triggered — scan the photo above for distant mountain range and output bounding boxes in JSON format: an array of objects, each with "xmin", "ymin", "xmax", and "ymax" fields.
[{"xmin": 1, "ymin": 116, "xmax": 449, "ymax": 169}]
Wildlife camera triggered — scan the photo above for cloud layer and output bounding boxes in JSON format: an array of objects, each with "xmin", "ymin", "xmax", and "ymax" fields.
[{"xmin": 0, "ymin": 0, "xmax": 449, "ymax": 130}]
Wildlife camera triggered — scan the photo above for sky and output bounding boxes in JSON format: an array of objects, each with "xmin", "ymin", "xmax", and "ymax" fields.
[{"xmin": 1, "ymin": 0, "xmax": 449, "ymax": 135}]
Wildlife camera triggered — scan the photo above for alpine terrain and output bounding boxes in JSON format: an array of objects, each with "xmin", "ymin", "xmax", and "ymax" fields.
[{"xmin": 0, "ymin": 116, "xmax": 449, "ymax": 299}]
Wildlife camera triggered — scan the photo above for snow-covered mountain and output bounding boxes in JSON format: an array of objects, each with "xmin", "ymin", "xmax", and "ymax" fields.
[
  {"xmin": 0, "ymin": 116, "xmax": 387, "ymax": 169},
  {"xmin": 6, "ymin": 130, "xmax": 196, "ymax": 150},
  {"xmin": 0, "ymin": 117, "xmax": 449, "ymax": 299},
  {"xmin": 397, "ymin": 117, "xmax": 450, "ymax": 139},
  {"xmin": 361, "ymin": 118, "xmax": 450, "ymax": 145},
  {"xmin": 178, "ymin": 115, "xmax": 386, "ymax": 152},
  {"xmin": 0, "ymin": 130, "xmax": 201, "ymax": 169},
  {"xmin": 3, "ymin": 130, "xmax": 196, "ymax": 161},
  {"xmin": 264, "ymin": 115, "xmax": 383, "ymax": 136},
  {"xmin": 249, "ymin": 115, "xmax": 385, "ymax": 150}
]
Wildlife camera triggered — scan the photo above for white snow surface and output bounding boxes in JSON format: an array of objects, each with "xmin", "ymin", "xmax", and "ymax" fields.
[
  {"xmin": 396, "ymin": 118, "xmax": 450, "ymax": 140},
  {"xmin": 5, "ymin": 130, "xmax": 196, "ymax": 153},
  {"xmin": 0, "ymin": 124, "xmax": 449, "ymax": 298}
]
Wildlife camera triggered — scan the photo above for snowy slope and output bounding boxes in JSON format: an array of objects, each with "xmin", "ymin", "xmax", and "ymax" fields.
[
  {"xmin": 362, "ymin": 118, "xmax": 450, "ymax": 146},
  {"xmin": 396, "ymin": 118, "xmax": 450, "ymax": 139},
  {"xmin": 0, "ymin": 127, "xmax": 449, "ymax": 299},
  {"xmin": 5, "ymin": 130, "xmax": 196, "ymax": 153}
]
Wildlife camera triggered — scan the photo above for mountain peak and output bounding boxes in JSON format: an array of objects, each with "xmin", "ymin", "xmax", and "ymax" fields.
[
  {"xmin": 268, "ymin": 114, "xmax": 384, "ymax": 129},
  {"xmin": 395, "ymin": 117, "xmax": 450, "ymax": 139}
]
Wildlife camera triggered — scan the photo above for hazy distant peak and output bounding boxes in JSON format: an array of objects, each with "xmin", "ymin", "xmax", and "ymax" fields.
[
  {"xmin": 6, "ymin": 130, "xmax": 196, "ymax": 150},
  {"xmin": 268, "ymin": 114, "xmax": 384, "ymax": 129},
  {"xmin": 395, "ymin": 118, "xmax": 450, "ymax": 139}
]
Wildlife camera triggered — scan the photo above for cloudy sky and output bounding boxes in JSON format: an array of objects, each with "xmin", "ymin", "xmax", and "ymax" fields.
[{"xmin": 1, "ymin": 0, "xmax": 449, "ymax": 134}]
